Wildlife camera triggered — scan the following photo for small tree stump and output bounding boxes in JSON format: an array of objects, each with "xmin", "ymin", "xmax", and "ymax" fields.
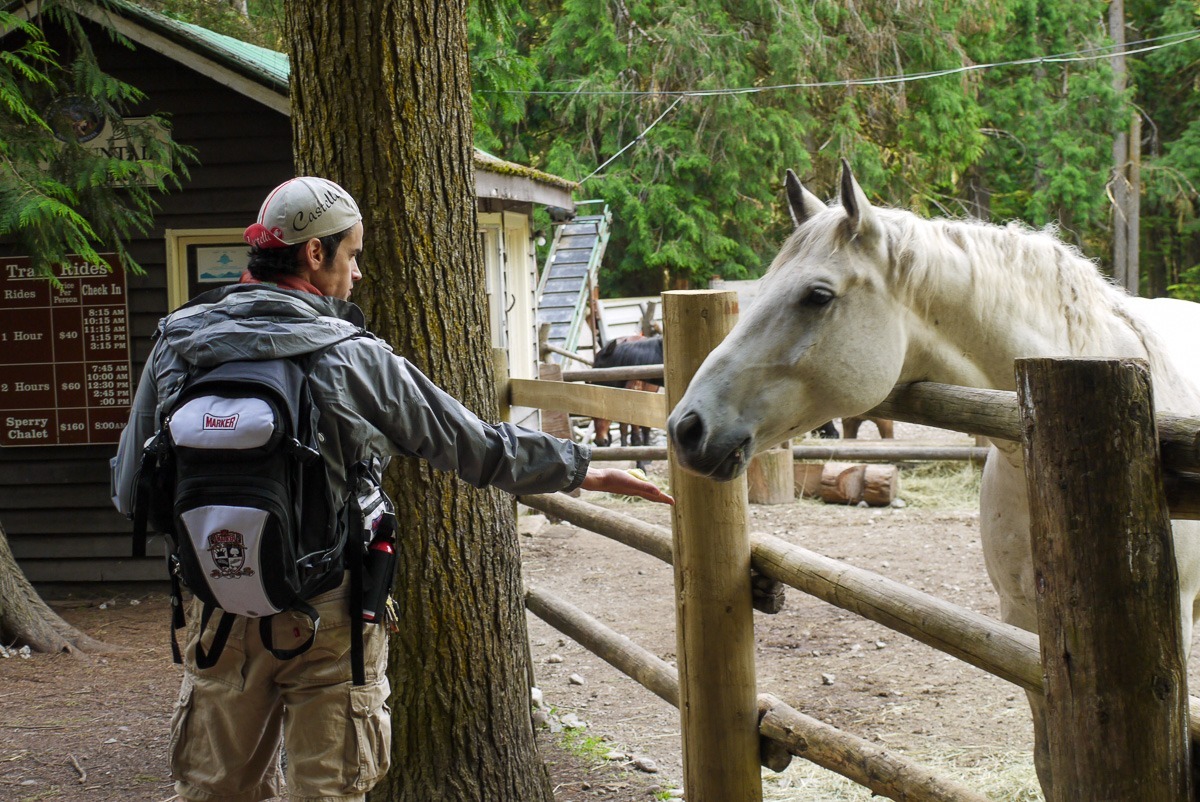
[
  {"xmin": 820, "ymin": 462, "xmax": 866, "ymax": 504},
  {"xmin": 794, "ymin": 463, "xmax": 824, "ymax": 499},
  {"xmin": 748, "ymin": 446, "xmax": 795, "ymax": 505},
  {"xmin": 862, "ymin": 465, "xmax": 899, "ymax": 506}
]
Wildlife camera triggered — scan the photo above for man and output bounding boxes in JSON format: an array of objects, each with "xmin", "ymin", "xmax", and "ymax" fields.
[{"xmin": 111, "ymin": 176, "xmax": 671, "ymax": 802}]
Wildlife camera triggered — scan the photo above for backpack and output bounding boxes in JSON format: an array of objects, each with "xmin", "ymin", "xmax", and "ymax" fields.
[{"xmin": 132, "ymin": 348, "xmax": 396, "ymax": 686}]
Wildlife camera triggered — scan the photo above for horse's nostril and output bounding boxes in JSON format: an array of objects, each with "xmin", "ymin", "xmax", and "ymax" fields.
[{"xmin": 672, "ymin": 411, "xmax": 705, "ymax": 450}]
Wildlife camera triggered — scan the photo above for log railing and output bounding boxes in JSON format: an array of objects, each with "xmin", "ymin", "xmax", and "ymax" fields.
[{"xmin": 507, "ymin": 290, "xmax": 1200, "ymax": 801}]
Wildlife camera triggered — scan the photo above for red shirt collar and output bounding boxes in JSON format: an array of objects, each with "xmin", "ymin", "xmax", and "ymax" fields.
[{"xmin": 238, "ymin": 271, "xmax": 323, "ymax": 296}]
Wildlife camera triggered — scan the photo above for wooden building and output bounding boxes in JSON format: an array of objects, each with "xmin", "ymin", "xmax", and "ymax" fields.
[{"xmin": 0, "ymin": 0, "xmax": 576, "ymax": 584}]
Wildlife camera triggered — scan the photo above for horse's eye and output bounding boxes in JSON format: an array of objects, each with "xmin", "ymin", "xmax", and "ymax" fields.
[{"xmin": 804, "ymin": 287, "xmax": 835, "ymax": 307}]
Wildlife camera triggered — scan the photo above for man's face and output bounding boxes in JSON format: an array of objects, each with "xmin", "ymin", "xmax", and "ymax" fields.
[{"xmin": 309, "ymin": 222, "xmax": 364, "ymax": 300}]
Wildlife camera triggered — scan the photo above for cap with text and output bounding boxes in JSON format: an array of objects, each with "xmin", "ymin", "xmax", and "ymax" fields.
[{"xmin": 243, "ymin": 177, "xmax": 362, "ymax": 249}]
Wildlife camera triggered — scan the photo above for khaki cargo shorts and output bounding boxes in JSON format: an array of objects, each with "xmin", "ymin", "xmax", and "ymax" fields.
[{"xmin": 170, "ymin": 577, "xmax": 391, "ymax": 802}]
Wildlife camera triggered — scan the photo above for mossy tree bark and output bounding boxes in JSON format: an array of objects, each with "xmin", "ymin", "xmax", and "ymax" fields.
[
  {"xmin": 0, "ymin": 519, "xmax": 112, "ymax": 654},
  {"xmin": 284, "ymin": 2, "xmax": 552, "ymax": 799}
]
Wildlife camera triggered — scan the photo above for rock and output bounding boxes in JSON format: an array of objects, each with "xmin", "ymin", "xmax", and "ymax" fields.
[
  {"xmin": 821, "ymin": 673, "xmax": 836, "ymax": 686},
  {"xmin": 891, "ymin": 498, "xmax": 907, "ymax": 508},
  {"xmin": 559, "ymin": 713, "xmax": 586, "ymax": 730},
  {"xmin": 530, "ymin": 687, "xmax": 544, "ymax": 709},
  {"xmin": 569, "ymin": 673, "xmax": 586, "ymax": 686},
  {"xmin": 531, "ymin": 709, "xmax": 550, "ymax": 729},
  {"xmin": 631, "ymin": 756, "xmax": 659, "ymax": 773},
  {"xmin": 546, "ymin": 654, "xmax": 564, "ymax": 664},
  {"xmin": 603, "ymin": 750, "xmax": 627, "ymax": 761},
  {"xmin": 518, "ymin": 514, "xmax": 548, "ymax": 537}
]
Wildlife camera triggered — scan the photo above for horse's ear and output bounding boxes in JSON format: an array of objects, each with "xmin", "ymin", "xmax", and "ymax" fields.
[
  {"xmin": 839, "ymin": 158, "xmax": 879, "ymax": 240},
  {"xmin": 785, "ymin": 169, "xmax": 824, "ymax": 228}
]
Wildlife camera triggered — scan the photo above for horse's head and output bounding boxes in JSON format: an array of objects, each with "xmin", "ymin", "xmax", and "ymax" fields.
[{"xmin": 668, "ymin": 161, "xmax": 909, "ymax": 480}]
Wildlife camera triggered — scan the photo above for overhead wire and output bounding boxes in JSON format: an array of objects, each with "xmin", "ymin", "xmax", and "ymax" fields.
[{"xmin": 525, "ymin": 28, "xmax": 1200, "ymax": 183}]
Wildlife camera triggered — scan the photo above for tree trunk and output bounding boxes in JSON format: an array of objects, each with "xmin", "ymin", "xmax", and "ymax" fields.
[
  {"xmin": 0, "ymin": 519, "xmax": 112, "ymax": 654},
  {"xmin": 284, "ymin": 2, "xmax": 552, "ymax": 799},
  {"xmin": 1109, "ymin": 0, "xmax": 1134, "ymax": 292}
]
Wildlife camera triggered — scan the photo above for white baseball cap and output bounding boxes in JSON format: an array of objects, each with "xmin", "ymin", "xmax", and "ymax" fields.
[{"xmin": 243, "ymin": 176, "xmax": 362, "ymax": 249}]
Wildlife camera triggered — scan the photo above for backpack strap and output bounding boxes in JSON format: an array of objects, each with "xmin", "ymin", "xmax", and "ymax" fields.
[
  {"xmin": 194, "ymin": 603, "xmax": 237, "ymax": 670},
  {"xmin": 348, "ymin": 532, "xmax": 366, "ymax": 686},
  {"xmin": 258, "ymin": 601, "xmax": 320, "ymax": 660},
  {"xmin": 168, "ymin": 560, "xmax": 186, "ymax": 665}
]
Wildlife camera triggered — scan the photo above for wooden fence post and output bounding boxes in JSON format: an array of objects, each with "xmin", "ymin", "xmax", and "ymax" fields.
[
  {"xmin": 663, "ymin": 290, "xmax": 762, "ymax": 802},
  {"xmin": 1016, "ymin": 357, "xmax": 1190, "ymax": 801}
]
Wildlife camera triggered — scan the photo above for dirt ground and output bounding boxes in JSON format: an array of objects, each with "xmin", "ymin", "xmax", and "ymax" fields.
[{"xmin": 4, "ymin": 422, "xmax": 1200, "ymax": 801}]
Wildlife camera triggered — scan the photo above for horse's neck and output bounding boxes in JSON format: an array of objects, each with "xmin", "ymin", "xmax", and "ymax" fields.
[{"xmin": 897, "ymin": 227, "xmax": 1145, "ymax": 393}]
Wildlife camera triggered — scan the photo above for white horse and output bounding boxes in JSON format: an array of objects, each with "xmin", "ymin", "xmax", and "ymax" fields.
[{"xmin": 667, "ymin": 160, "xmax": 1200, "ymax": 795}]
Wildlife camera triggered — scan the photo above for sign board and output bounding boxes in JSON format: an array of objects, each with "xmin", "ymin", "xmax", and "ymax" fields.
[{"xmin": 0, "ymin": 255, "xmax": 132, "ymax": 446}]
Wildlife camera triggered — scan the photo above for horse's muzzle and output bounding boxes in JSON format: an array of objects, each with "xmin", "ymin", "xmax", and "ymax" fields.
[{"xmin": 667, "ymin": 410, "xmax": 751, "ymax": 481}]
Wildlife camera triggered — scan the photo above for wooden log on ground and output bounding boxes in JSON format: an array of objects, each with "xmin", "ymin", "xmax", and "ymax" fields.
[
  {"xmin": 747, "ymin": 445, "xmax": 795, "ymax": 505},
  {"xmin": 794, "ymin": 463, "xmax": 824, "ymax": 498},
  {"xmin": 862, "ymin": 465, "xmax": 899, "ymax": 506},
  {"xmin": 820, "ymin": 462, "xmax": 866, "ymax": 504},
  {"xmin": 758, "ymin": 694, "xmax": 992, "ymax": 802},
  {"xmin": 1017, "ymin": 357, "xmax": 1190, "ymax": 801},
  {"xmin": 664, "ymin": 289, "xmax": 761, "ymax": 802}
]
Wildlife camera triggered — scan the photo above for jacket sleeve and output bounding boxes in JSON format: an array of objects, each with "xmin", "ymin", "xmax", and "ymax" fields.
[
  {"xmin": 321, "ymin": 340, "xmax": 590, "ymax": 496},
  {"xmin": 110, "ymin": 353, "xmax": 162, "ymax": 516}
]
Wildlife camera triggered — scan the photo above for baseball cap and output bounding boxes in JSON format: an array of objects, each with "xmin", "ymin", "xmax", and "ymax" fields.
[{"xmin": 243, "ymin": 177, "xmax": 362, "ymax": 249}]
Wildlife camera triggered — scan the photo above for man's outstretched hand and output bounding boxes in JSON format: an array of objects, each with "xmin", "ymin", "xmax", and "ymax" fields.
[{"xmin": 580, "ymin": 467, "xmax": 674, "ymax": 505}]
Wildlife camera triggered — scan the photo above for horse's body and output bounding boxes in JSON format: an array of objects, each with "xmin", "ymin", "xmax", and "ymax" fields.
[
  {"xmin": 591, "ymin": 334, "xmax": 664, "ymax": 453},
  {"xmin": 667, "ymin": 162, "xmax": 1200, "ymax": 795}
]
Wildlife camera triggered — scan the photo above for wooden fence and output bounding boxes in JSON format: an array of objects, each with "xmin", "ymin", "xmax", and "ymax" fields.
[{"xmin": 506, "ymin": 289, "xmax": 1200, "ymax": 801}]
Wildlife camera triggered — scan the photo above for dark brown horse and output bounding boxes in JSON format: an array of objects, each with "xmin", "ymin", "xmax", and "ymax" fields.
[{"xmin": 591, "ymin": 334, "xmax": 663, "ymax": 454}]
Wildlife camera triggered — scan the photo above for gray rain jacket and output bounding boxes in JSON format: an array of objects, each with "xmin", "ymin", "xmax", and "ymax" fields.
[{"xmin": 111, "ymin": 284, "xmax": 589, "ymax": 516}]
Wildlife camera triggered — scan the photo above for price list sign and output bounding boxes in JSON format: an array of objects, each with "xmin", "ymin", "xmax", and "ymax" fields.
[{"xmin": 0, "ymin": 255, "xmax": 132, "ymax": 446}]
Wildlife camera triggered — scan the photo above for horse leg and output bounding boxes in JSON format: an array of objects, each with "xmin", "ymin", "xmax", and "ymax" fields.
[
  {"xmin": 619, "ymin": 423, "xmax": 631, "ymax": 448},
  {"xmin": 980, "ymin": 447, "xmax": 1054, "ymax": 795},
  {"xmin": 876, "ymin": 418, "xmax": 894, "ymax": 438},
  {"xmin": 843, "ymin": 416, "xmax": 862, "ymax": 439},
  {"xmin": 594, "ymin": 418, "xmax": 612, "ymax": 448}
]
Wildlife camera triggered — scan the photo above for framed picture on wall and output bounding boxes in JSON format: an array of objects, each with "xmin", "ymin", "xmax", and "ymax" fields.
[
  {"xmin": 165, "ymin": 230, "xmax": 249, "ymax": 310},
  {"xmin": 193, "ymin": 245, "xmax": 247, "ymax": 284}
]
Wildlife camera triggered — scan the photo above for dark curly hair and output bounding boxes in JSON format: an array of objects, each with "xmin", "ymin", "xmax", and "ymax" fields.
[{"xmin": 245, "ymin": 229, "xmax": 348, "ymax": 280}]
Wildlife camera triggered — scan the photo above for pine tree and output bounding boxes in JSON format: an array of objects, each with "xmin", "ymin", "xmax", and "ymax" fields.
[{"xmin": 0, "ymin": 1, "xmax": 192, "ymax": 278}]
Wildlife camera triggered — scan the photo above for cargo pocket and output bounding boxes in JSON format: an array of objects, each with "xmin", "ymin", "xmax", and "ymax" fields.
[
  {"xmin": 185, "ymin": 613, "xmax": 248, "ymax": 691},
  {"xmin": 348, "ymin": 681, "xmax": 392, "ymax": 792},
  {"xmin": 168, "ymin": 676, "xmax": 196, "ymax": 778}
]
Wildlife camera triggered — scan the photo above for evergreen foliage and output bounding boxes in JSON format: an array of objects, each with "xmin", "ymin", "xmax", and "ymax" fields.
[
  {"xmin": 0, "ymin": 0, "xmax": 193, "ymax": 277},
  {"xmin": 468, "ymin": 0, "xmax": 1199, "ymax": 298}
]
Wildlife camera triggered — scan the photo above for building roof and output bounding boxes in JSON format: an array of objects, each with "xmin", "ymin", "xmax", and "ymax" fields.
[{"xmin": 4, "ymin": 0, "xmax": 575, "ymax": 208}]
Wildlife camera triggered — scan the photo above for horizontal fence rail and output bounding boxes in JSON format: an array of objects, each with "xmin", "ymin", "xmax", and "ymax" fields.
[
  {"xmin": 525, "ymin": 584, "xmax": 991, "ymax": 802},
  {"xmin": 561, "ymin": 364, "xmax": 665, "ymax": 383},
  {"xmin": 520, "ymin": 492, "xmax": 1200, "ymax": 745},
  {"xmin": 587, "ymin": 444, "xmax": 992, "ymax": 463},
  {"xmin": 510, "ymin": 378, "xmax": 666, "ymax": 429}
]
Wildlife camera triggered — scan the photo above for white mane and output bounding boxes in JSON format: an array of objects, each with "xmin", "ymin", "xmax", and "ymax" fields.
[{"xmin": 780, "ymin": 203, "xmax": 1200, "ymax": 412}]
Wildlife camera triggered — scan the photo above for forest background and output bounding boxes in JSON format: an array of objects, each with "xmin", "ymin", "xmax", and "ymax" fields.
[{"xmin": 83, "ymin": 0, "xmax": 1200, "ymax": 299}]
